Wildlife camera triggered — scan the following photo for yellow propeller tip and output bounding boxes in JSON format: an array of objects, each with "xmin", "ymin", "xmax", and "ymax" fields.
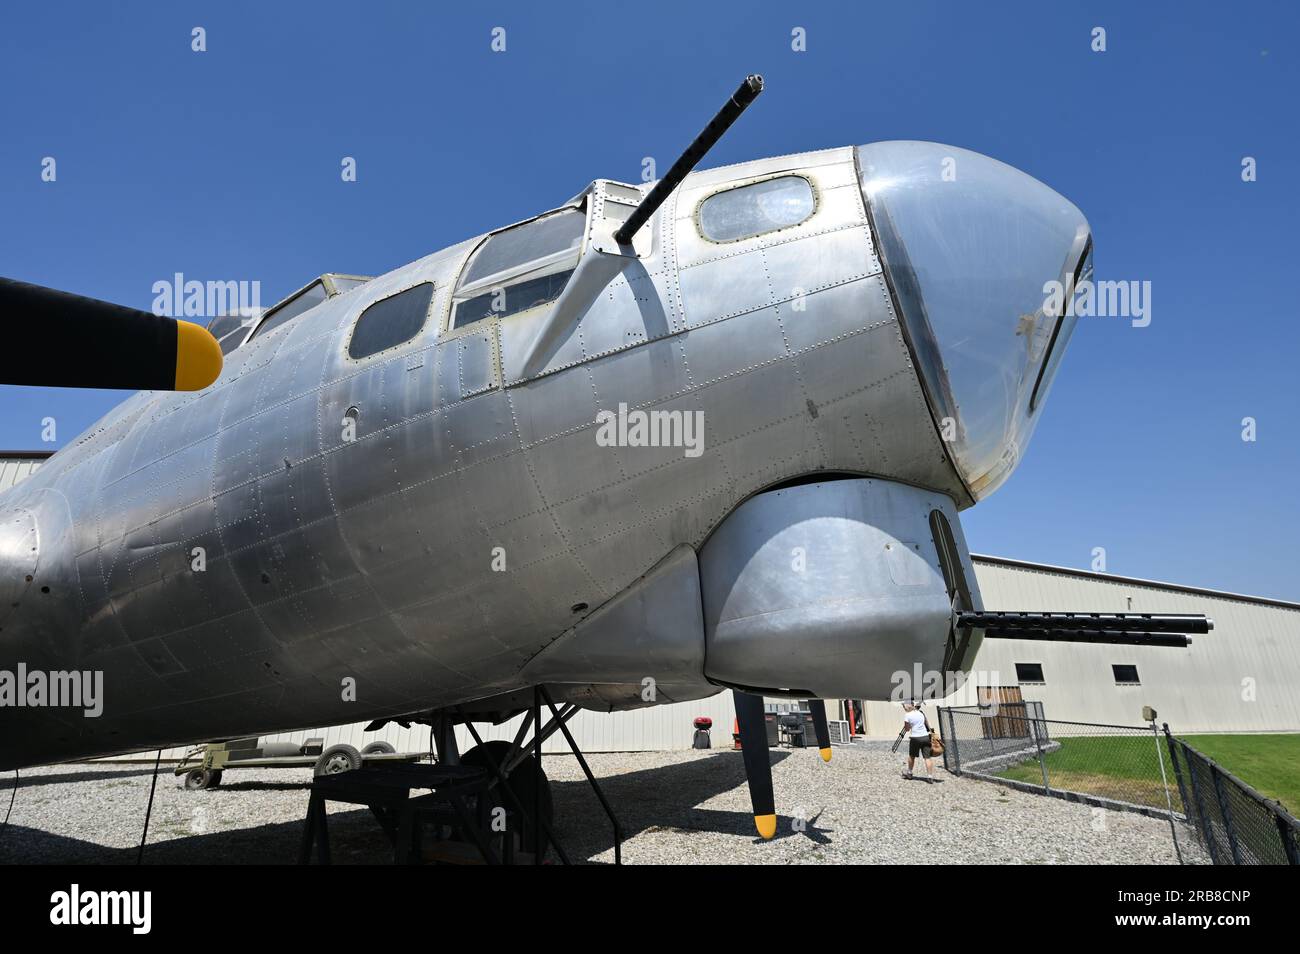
[
  {"xmin": 754, "ymin": 813, "xmax": 777, "ymax": 839},
  {"xmin": 174, "ymin": 320, "xmax": 223, "ymax": 391},
  {"xmin": 820, "ymin": 746, "xmax": 832, "ymax": 763}
]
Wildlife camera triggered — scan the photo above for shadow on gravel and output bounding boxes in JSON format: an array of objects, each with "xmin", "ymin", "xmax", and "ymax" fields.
[
  {"xmin": 1, "ymin": 749, "xmax": 803, "ymax": 864},
  {"xmin": 0, "ymin": 807, "xmax": 392, "ymax": 865},
  {"xmin": 549, "ymin": 749, "xmax": 797, "ymax": 862},
  {"xmin": 1, "ymin": 768, "xmax": 165, "ymax": 790}
]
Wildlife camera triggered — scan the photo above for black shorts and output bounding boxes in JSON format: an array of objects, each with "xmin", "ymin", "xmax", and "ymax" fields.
[{"xmin": 908, "ymin": 736, "xmax": 932, "ymax": 758}]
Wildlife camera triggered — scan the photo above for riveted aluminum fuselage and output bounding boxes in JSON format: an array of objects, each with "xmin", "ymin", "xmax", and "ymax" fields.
[{"xmin": 0, "ymin": 146, "xmax": 977, "ymax": 769}]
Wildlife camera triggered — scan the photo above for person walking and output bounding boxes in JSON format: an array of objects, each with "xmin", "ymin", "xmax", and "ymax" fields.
[{"xmin": 899, "ymin": 701, "xmax": 941, "ymax": 783}]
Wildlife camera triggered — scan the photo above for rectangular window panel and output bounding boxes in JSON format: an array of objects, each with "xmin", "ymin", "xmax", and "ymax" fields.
[
  {"xmin": 1015, "ymin": 662, "xmax": 1045, "ymax": 684},
  {"xmin": 250, "ymin": 280, "xmax": 328, "ymax": 341},
  {"xmin": 698, "ymin": 175, "xmax": 814, "ymax": 242},
  {"xmin": 461, "ymin": 209, "xmax": 584, "ymax": 288},
  {"xmin": 1112, "ymin": 664, "xmax": 1140, "ymax": 685},
  {"xmin": 348, "ymin": 282, "xmax": 434, "ymax": 359},
  {"xmin": 453, "ymin": 270, "xmax": 573, "ymax": 328}
]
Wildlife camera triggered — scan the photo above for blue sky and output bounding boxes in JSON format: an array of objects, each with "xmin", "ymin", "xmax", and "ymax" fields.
[{"xmin": 1, "ymin": 2, "xmax": 1297, "ymax": 600}]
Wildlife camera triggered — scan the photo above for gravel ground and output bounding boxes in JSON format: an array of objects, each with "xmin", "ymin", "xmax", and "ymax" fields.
[{"xmin": 0, "ymin": 743, "xmax": 1201, "ymax": 864}]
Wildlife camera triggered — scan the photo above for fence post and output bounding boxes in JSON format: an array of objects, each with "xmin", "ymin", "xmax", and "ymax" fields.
[
  {"xmin": 937, "ymin": 707, "xmax": 949, "ymax": 772},
  {"xmin": 1210, "ymin": 764, "xmax": 1244, "ymax": 864},
  {"xmin": 1276, "ymin": 811, "xmax": 1300, "ymax": 866},
  {"xmin": 1152, "ymin": 722, "xmax": 1183, "ymax": 864},
  {"xmin": 1162, "ymin": 724, "xmax": 1190, "ymax": 817},
  {"xmin": 1031, "ymin": 717, "xmax": 1050, "ymax": 794},
  {"xmin": 948, "ymin": 709, "xmax": 962, "ymax": 776}
]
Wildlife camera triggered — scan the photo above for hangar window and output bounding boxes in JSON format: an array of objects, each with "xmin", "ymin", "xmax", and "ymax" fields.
[
  {"xmin": 1112, "ymin": 664, "xmax": 1141, "ymax": 685},
  {"xmin": 452, "ymin": 208, "xmax": 585, "ymax": 328},
  {"xmin": 698, "ymin": 175, "xmax": 815, "ymax": 243},
  {"xmin": 1015, "ymin": 662, "xmax": 1045, "ymax": 684},
  {"xmin": 348, "ymin": 283, "xmax": 435, "ymax": 359}
]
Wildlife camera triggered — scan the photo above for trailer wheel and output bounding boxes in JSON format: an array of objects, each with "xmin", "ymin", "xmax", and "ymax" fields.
[
  {"xmin": 313, "ymin": 744, "xmax": 362, "ymax": 777},
  {"xmin": 361, "ymin": 741, "xmax": 396, "ymax": 756},
  {"xmin": 183, "ymin": 769, "xmax": 223, "ymax": 790}
]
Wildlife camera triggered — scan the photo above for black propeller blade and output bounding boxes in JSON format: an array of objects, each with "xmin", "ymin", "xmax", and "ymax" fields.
[
  {"xmin": 0, "ymin": 277, "xmax": 223, "ymax": 391},
  {"xmin": 732, "ymin": 689, "xmax": 776, "ymax": 839},
  {"xmin": 807, "ymin": 698, "xmax": 832, "ymax": 763}
]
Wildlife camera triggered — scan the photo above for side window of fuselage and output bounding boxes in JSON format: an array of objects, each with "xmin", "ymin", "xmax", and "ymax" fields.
[
  {"xmin": 697, "ymin": 175, "xmax": 815, "ymax": 243},
  {"xmin": 451, "ymin": 208, "xmax": 584, "ymax": 329},
  {"xmin": 348, "ymin": 282, "xmax": 435, "ymax": 359}
]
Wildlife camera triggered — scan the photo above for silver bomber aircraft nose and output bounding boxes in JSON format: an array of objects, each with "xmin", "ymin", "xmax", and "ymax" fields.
[{"xmin": 857, "ymin": 142, "xmax": 1091, "ymax": 500}]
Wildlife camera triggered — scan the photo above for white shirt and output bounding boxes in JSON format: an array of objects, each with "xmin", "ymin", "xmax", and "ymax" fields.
[{"xmin": 904, "ymin": 710, "xmax": 929, "ymax": 738}]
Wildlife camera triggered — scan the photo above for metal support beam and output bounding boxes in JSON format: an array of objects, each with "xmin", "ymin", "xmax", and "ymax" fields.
[{"xmin": 539, "ymin": 685, "xmax": 623, "ymax": 866}]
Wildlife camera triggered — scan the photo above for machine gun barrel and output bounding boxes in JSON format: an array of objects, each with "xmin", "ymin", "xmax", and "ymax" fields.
[
  {"xmin": 613, "ymin": 74, "xmax": 764, "ymax": 246},
  {"xmin": 957, "ymin": 611, "xmax": 1213, "ymax": 649},
  {"xmin": 982, "ymin": 628, "xmax": 1193, "ymax": 648},
  {"xmin": 958, "ymin": 611, "xmax": 1212, "ymax": 634}
]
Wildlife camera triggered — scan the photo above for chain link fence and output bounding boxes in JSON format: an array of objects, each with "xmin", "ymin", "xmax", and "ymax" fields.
[
  {"xmin": 1163, "ymin": 728, "xmax": 1300, "ymax": 865},
  {"xmin": 937, "ymin": 704, "xmax": 1300, "ymax": 865},
  {"xmin": 938, "ymin": 705, "xmax": 1181, "ymax": 817}
]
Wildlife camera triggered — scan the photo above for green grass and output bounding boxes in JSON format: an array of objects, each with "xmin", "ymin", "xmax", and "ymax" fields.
[
  {"xmin": 1180, "ymin": 734, "xmax": 1300, "ymax": 815},
  {"xmin": 996, "ymin": 735, "xmax": 1179, "ymax": 810},
  {"xmin": 992, "ymin": 733, "xmax": 1300, "ymax": 816}
]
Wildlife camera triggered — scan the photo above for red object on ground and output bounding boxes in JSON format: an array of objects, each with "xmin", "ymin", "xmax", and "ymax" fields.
[
  {"xmin": 693, "ymin": 716, "xmax": 713, "ymax": 730},
  {"xmin": 732, "ymin": 717, "xmax": 742, "ymax": 749}
]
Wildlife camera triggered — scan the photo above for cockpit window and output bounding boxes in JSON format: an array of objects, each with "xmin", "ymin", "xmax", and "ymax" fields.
[
  {"xmin": 452, "ymin": 208, "xmax": 584, "ymax": 328},
  {"xmin": 454, "ymin": 270, "xmax": 574, "ymax": 326},
  {"xmin": 205, "ymin": 313, "xmax": 242, "ymax": 340},
  {"xmin": 248, "ymin": 279, "xmax": 328, "ymax": 341},
  {"xmin": 348, "ymin": 282, "xmax": 434, "ymax": 359},
  {"xmin": 217, "ymin": 274, "xmax": 374, "ymax": 352},
  {"xmin": 206, "ymin": 311, "xmax": 259, "ymax": 355},
  {"xmin": 698, "ymin": 175, "xmax": 815, "ymax": 243}
]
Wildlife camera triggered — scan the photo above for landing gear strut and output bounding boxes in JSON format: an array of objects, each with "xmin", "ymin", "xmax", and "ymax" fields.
[
  {"xmin": 460, "ymin": 740, "xmax": 553, "ymax": 860},
  {"xmin": 457, "ymin": 685, "xmax": 623, "ymax": 865}
]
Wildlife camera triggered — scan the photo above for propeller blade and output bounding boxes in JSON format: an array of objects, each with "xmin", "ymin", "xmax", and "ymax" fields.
[
  {"xmin": 807, "ymin": 698, "xmax": 832, "ymax": 762},
  {"xmin": 1, "ymin": 277, "xmax": 223, "ymax": 391},
  {"xmin": 732, "ymin": 689, "xmax": 776, "ymax": 839}
]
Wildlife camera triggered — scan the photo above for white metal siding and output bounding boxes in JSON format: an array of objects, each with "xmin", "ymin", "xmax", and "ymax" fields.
[
  {"xmin": 959, "ymin": 558, "xmax": 1300, "ymax": 733},
  {"xmin": 0, "ymin": 455, "xmax": 46, "ymax": 493},
  {"xmin": 143, "ymin": 690, "xmax": 742, "ymax": 762},
  {"xmin": 854, "ymin": 559, "xmax": 1300, "ymax": 735}
]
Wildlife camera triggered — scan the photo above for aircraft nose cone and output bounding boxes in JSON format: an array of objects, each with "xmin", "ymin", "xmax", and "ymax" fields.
[{"xmin": 856, "ymin": 141, "xmax": 1090, "ymax": 500}]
